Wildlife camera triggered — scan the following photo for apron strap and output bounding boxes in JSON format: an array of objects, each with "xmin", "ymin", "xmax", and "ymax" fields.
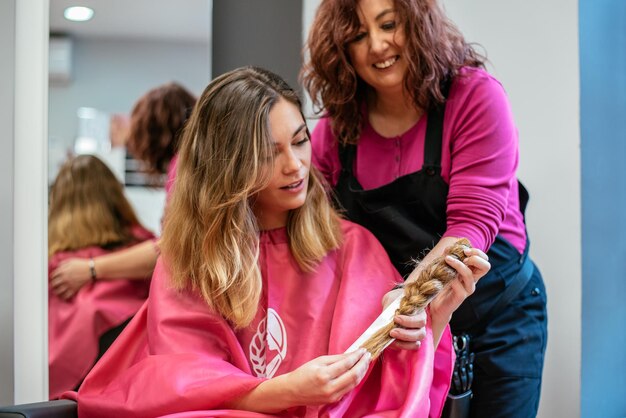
[
  {"xmin": 338, "ymin": 143, "xmax": 357, "ymax": 176},
  {"xmin": 423, "ymin": 78, "xmax": 452, "ymax": 175}
]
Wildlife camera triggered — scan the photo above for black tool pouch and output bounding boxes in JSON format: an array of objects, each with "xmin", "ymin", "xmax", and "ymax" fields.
[
  {"xmin": 441, "ymin": 333, "xmax": 474, "ymax": 418},
  {"xmin": 441, "ymin": 391, "xmax": 472, "ymax": 418}
]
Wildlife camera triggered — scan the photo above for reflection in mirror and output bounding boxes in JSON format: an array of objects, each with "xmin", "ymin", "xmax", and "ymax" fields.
[{"xmin": 47, "ymin": 0, "xmax": 211, "ymax": 399}]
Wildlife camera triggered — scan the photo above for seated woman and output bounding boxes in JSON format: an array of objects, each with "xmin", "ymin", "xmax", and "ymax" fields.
[
  {"xmin": 48, "ymin": 155, "xmax": 154, "ymax": 399},
  {"xmin": 69, "ymin": 67, "xmax": 489, "ymax": 417}
]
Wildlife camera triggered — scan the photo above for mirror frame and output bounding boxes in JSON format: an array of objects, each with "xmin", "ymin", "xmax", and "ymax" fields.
[{"xmin": 12, "ymin": 0, "xmax": 50, "ymax": 403}]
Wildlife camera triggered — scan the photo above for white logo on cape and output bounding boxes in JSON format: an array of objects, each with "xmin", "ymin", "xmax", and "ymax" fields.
[{"xmin": 249, "ymin": 308, "xmax": 287, "ymax": 378}]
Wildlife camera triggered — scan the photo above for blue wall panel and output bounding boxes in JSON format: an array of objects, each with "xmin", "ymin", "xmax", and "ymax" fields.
[{"xmin": 579, "ymin": 0, "xmax": 626, "ymax": 416}]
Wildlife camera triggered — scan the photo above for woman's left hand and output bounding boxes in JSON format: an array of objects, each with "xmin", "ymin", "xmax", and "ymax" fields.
[
  {"xmin": 380, "ymin": 247, "xmax": 490, "ymax": 351},
  {"xmin": 430, "ymin": 247, "xmax": 490, "ymax": 325},
  {"xmin": 381, "ymin": 288, "xmax": 427, "ymax": 351}
]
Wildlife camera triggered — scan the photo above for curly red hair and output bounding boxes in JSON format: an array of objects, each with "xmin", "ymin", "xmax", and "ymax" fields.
[
  {"xmin": 301, "ymin": 0, "xmax": 485, "ymax": 144},
  {"xmin": 127, "ymin": 82, "xmax": 197, "ymax": 176}
]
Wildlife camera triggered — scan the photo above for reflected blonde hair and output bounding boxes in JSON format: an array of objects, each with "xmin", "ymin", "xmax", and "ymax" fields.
[
  {"xmin": 48, "ymin": 155, "xmax": 142, "ymax": 257},
  {"xmin": 160, "ymin": 67, "xmax": 342, "ymax": 329}
]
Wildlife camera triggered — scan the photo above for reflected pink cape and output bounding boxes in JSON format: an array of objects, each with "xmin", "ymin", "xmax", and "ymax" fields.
[
  {"xmin": 49, "ymin": 226, "xmax": 154, "ymax": 399},
  {"xmin": 69, "ymin": 221, "xmax": 452, "ymax": 417}
]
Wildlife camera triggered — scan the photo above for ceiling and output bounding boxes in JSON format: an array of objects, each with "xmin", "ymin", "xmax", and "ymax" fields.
[{"xmin": 49, "ymin": 0, "xmax": 211, "ymax": 42}]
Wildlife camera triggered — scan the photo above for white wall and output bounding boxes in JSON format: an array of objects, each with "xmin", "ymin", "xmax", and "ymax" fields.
[
  {"xmin": 442, "ymin": 1, "xmax": 580, "ymax": 417},
  {"xmin": 49, "ymin": 38, "xmax": 211, "ymax": 155}
]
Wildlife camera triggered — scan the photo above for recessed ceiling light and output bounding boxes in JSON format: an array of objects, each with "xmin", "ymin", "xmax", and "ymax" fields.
[{"xmin": 63, "ymin": 6, "xmax": 94, "ymax": 22}]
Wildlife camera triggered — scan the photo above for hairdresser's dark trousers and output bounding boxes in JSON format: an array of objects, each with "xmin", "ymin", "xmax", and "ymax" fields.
[{"xmin": 451, "ymin": 237, "xmax": 548, "ymax": 418}]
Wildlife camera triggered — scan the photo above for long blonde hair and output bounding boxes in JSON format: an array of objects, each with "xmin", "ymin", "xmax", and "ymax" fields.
[
  {"xmin": 48, "ymin": 155, "xmax": 143, "ymax": 257},
  {"xmin": 160, "ymin": 67, "xmax": 342, "ymax": 329}
]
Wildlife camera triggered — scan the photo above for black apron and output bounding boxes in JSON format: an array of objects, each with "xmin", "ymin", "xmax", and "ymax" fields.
[{"xmin": 332, "ymin": 93, "xmax": 533, "ymax": 333}]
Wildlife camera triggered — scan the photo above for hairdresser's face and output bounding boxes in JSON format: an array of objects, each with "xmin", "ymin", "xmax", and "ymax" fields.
[
  {"xmin": 347, "ymin": 0, "xmax": 407, "ymax": 97},
  {"xmin": 254, "ymin": 98, "xmax": 310, "ymax": 230}
]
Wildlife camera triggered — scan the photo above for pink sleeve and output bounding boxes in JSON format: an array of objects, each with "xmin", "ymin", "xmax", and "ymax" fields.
[
  {"xmin": 311, "ymin": 117, "xmax": 342, "ymax": 188},
  {"xmin": 443, "ymin": 74, "xmax": 520, "ymax": 251}
]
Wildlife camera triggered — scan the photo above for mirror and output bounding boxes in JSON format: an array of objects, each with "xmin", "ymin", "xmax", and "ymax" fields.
[
  {"xmin": 47, "ymin": 0, "xmax": 211, "ymax": 399},
  {"xmin": 48, "ymin": 0, "xmax": 212, "ymax": 232}
]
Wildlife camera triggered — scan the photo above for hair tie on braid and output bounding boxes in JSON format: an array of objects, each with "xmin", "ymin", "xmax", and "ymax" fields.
[{"xmin": 361, "ymin": 238, "xmax": 472, "ymax": 359}]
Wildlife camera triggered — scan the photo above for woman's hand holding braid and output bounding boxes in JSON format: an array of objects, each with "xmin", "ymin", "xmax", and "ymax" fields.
[
  {"xmin": 429, "ymin": 245, "xmax": 490, "ymax": 333},
  {"xmin": 382, "ymin": 237, "xmax": 490, "ymax": 351}
]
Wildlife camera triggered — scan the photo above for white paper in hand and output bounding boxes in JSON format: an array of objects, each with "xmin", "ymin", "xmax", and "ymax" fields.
[{"xmin": 345, "ymin": 294, "xmax": 403, "ymax": 354}]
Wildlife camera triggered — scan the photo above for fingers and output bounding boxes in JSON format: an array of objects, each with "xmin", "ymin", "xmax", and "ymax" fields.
[
  {"xmin": 389, "ymin": 327, "xmax": 425, "ymax": 348},
  {"xmin": 391, "ymin": 340, "xmax": 422, "ymax": 351},
  {"xmin": 50, "ymin": 281, "xmax": 74, "ymax": 300},
  {"xmin": 463, "ymin": 247, "xmax": 488, "ymax": 261},
  {"xmin": 49, "ymin": 266, "xmax": 63, "ymax": 281},
  {"xmin": 49, "ymin": 277, "xmax": 67, "ymax": 294},
  {"xmin": 49, "ymin": 258, "xmax": 93, "ymax": 300},
  {"xmin": 51, "ymin": 283, "xmax": 75, "ymax": 300},
  {"xmin": 50, "ymin": 270, "xmax": 83, "ymax": 301},
  {"xmin": 464, "ymin": 253, "xmax": 491, "ymax": 279},
  {"xmin": 58, "ymin": 288, "xmax": 76, "ymax": 301},
  {"xmin": 445, "ymin": 255, "xmax": 471, "ymax": 279},
  {"xmin": 394, "ymin": 312, "xmax": 426, "ymax": 328},
  {"xmin": 292, "ymin": 350, "xmax": 372, "ymax": 405},
  {"xmin": 326, "ymin": 349, "xmax": 371, "ymax": 397},
  {"xmin": 446, "ymin": 252, "xmax": 491, "ymax": 284},
  {"xmin": 389, "ymin": 312, "xmax": 427, "ymax": 350},
  {"xmin": 381, "ymin": 287, "xmax": 404, "ymax": 309},
  {"xmin": 324, "ymin": 349, "xmax": 368, "ymax": 379}
]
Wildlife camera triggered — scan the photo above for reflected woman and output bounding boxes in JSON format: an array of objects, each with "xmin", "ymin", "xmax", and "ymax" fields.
[{"xmin": 48, "ymin": 155, "xmax": 154, "ymax": 398}]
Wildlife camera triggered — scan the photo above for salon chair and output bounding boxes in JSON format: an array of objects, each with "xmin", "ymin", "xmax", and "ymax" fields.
[{"xmin": 0, "ymin": 400, "xmax": 76, "ymax": 418}]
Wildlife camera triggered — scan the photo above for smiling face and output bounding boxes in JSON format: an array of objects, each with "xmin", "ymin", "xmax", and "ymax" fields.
[
  {"xmin": 253, "ymin": 97, "xmax": 311, "ymax": 230},
  {"xmin": 347, "ymin": 0, "xmax": 407, "ymax": 98}
]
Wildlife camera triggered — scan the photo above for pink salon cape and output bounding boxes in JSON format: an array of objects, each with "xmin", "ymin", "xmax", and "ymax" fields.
[
  {"xmin": 49, "ymin": 226, "xmax": 154, "ymax": 399},
  {"xmin": 69, "ymin": 220, "xmax": 453, "ymax": 417}
]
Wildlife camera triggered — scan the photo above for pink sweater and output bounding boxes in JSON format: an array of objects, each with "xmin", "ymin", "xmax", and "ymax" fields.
[{"xmin": 312, "ymin": 67, "xmax": 526, "ymax": 254}]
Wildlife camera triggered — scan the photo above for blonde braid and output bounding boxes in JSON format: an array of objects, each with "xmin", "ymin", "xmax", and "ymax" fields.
[{"xmin": 361, "ymin": 238, "xmax": 472, "ymax": 359}]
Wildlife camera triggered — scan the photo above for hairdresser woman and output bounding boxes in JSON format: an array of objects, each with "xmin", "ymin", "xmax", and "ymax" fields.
[{"xmin": 302, "ymin": 0, "xmax": 547, "ymax": 417}]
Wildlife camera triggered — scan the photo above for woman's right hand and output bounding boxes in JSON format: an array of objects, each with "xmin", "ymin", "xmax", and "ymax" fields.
[
  {"xmin": 225, "ymin": 348, "xmax": 371, "ymax": 413},
  {"xmin": 284, "ymin": 348, "xmax": 371, "ymax": 405},
  {"xmin": 49, "ymin": 258, "xmax": 92, "ymax": 300}
]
